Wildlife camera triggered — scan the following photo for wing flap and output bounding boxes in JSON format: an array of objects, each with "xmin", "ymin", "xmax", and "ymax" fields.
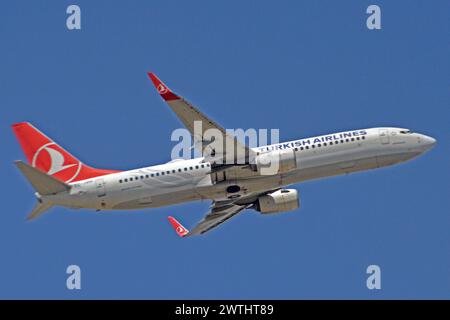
[
  {"xmin": 188, "ymin": 204, "xmax": 251, "ymax": 236},
  {"xmin": 167, "ymin": 203, "xmax": 251, "ymax": 237}
]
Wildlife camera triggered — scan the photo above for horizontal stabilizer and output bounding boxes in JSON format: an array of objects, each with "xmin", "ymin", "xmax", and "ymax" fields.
[
  {"xmin": 27, "ymin": 202, "xmax": 52, "ymax": 221},
  {"xmin": 15, "ymin": 160, "xmax": 70, "ymax": 195}
]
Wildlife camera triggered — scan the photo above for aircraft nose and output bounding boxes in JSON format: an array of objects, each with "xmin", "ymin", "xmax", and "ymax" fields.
[
  {"xmin": 420, "ymin": 134, "xmax": 436, "ymax": 150},
  {"xmin": 424, "ymin": 135, "xmax": 436, "ymax": 146}
]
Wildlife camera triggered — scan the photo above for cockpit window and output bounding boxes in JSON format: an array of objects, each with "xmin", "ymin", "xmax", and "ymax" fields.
[{"xmin": 400, "ymin": 130, "xmax": 412, "ymax": 134}]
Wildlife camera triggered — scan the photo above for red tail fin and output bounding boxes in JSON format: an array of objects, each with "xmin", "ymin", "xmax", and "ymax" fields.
[
  {"xmin": 12, "ymin": 122, "xmax": 120, "ymax": 183},
  {"xmin": 168, "ymin": 216, "xmax": 189, "ymax": 237}
]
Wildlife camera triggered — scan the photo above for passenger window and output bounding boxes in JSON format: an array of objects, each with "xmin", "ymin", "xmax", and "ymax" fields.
[
  {"xmin": 156, "ymin": 173, "xmax": 160, "ymax": 176},
  {"xmin": 300, "ymin": 147, "xmax": 304, "ymax": 151},
  {"xmin": 184, "ymin": 168, "xmax": 187, "ymax": 171},
  {"xmin": 119, "ymin": 180, "xmax": 122, "ymax": 183},
  {"xmin": 317, "ymin": 144, "xmax": 321, "ymax": 147},
  {"xmin": 178, "ymin": 169, "xmax": 182, "ymax": 172},
  {"xmin": 201, "ymin": 165, "xmax": 204, "ymax": 168},
  {"xmin": 195, "ymin": 165, "xmax": 199, "ymax": 169},
  {"xmin": 189, "ymin": 167, "xmax": 193, "ymax": 170}
]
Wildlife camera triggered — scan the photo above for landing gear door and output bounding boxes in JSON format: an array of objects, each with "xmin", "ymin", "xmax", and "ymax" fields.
[
  {"xmin": 379, "ymin": 129, "xmax": 390, "ymax": 144},
  {"xmin": 95, "ymin": 178, "xmax": 106, "ymax": 197}
]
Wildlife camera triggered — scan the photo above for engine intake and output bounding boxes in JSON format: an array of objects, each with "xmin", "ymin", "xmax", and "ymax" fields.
[{"xmin": 256, "ymin": 189, "xmax": 300, "ymax": 214}]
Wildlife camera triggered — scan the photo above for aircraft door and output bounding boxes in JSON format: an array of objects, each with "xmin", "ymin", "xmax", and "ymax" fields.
[
  {"xmin": 95, "ymin": 178, "xmax": 106, "ymax": 197},
  {"xmin": 379, "ymin": 129, "xmax": 390, "ymax": 144}
]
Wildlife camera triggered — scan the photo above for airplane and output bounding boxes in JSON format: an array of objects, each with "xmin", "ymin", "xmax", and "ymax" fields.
[{"xmin": 12, "ymin": 72, "xmax": 436, "ymax": 237}]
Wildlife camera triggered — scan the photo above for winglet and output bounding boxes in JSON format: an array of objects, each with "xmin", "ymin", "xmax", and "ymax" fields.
[
  {"xmin": 167, "ymin": 216, "xmax": 189, "ymax": 237},
  {"xmin": 147, "ymin": 72, "xmax": 180, "ymax": 101}
]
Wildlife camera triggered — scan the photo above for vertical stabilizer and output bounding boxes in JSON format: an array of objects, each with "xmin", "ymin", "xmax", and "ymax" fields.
[{"xmin": 12, "ymin": 122, "xmax": 120, "ymax": 183}]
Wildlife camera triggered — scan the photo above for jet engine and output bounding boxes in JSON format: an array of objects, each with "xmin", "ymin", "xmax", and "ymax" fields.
[
  {"xmin": 255, "ymin": 149, "xmax": 297, "ymax": 175},
  {"xmin": 256, "ymin": 189, "xmax": 300, "ymax": 214}
]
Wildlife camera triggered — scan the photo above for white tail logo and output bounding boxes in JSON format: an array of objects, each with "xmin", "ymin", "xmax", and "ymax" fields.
[
  {"xmin": 44, "ymin": 147, "xmax": 77, "ymax": 175},
  {"xmin": 32, "ymin": 143, "xmax": 78, "ymax": 176}
]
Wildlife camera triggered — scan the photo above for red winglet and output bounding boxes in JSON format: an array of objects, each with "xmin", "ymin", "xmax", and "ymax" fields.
[
  {"xmin": 168, "ymin": 216, "xmax": 189, "ymax": 237},
  {"xmin": 147, "ymin": 72, "xmax": 180, "ymax": 101}
]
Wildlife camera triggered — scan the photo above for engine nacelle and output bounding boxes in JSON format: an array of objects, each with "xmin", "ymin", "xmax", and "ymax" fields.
[
  {"xmin": 255, "ymin": 149, "xmax": 297, "ymax": 175},
  {"xmin": 256, "ymin": 189, "xmax": 300, "ymax": 214}
]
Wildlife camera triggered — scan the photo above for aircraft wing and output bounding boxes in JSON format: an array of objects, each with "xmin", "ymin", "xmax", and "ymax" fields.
[
  {"xmin": 168, "ymin": 202, "xmax": 253, "ymax": 237},
  {"xmin": 148, "ymin": 72, "xmax": 256, "ymax": 165}
]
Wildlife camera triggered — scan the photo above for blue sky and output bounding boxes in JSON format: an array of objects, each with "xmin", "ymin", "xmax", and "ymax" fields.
[{"xmin": 1, "ymin": 0, "xmax": 449, "ymax": 299}]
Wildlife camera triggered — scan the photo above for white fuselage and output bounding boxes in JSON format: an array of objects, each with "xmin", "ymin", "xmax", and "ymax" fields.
[{"xmin": 41, "ymin": 127, "xmax": 435, "ymax": 211}]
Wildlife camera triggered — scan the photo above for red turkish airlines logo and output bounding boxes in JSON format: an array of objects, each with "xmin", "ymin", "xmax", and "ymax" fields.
[
  {"xmin": 157, "ymin": 83, "xmax": 168, "ymax": 94},
  {"xmin": 32, "ymin": 143, "xmax": 81, "ymax": 182},
  {"xmin": 176, "ymin": 225, "xmax": 188, "ymax": 236}
]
